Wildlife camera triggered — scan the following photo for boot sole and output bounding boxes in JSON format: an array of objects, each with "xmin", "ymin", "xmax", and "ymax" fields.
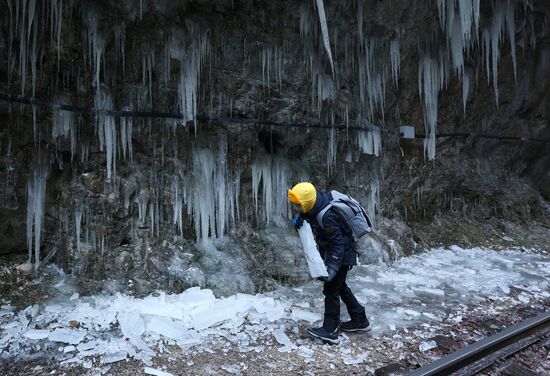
[
  {"xmin": 341, "ymin": 326, "xmax": 372, "ymax": 333},
  {"xmin": 307, "ymin": 330, "xmax": 339, "ymax": 345}
]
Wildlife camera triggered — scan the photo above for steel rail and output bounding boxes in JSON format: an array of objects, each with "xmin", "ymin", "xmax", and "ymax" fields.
[{"xmin": 407, "ymin": 310, "xmax": 550, "ymax": 376}]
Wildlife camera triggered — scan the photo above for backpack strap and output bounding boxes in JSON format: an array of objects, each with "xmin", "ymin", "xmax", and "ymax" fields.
[{"xmin": 316, "ymin": 203, "xmax": 334, "ymax": 230}]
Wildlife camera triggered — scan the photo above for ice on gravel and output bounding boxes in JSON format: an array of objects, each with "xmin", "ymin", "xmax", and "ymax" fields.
[{"xmin": 0, "ymin": 246, "xmax": 548, "ymax": 369}]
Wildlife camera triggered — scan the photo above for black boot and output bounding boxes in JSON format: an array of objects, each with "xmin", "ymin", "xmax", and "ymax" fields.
[
  {"xmin": 341, "ymin": 310, "xmax": 371, "ymax": 333},
  {"xmin": 307, "ymin": 319, "xmax": 340, "ymax": 344}
]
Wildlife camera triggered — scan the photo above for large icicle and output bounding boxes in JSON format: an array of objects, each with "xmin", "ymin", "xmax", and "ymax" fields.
[
  {"xmin": 251, "ymin": 156, "xmax": 290, "ymax": 225},
  {"xmin": 358, "ymin": 125, "xmax": 382, "ymax": 157},
  {"xmin": 26, "ymin": 162, "xmax": 49, "ymax": 271},
  {"xmin": 52, "ymin": 101, "xmax": 76, "ymax": 159},
  {"xmin": 389, "ymin": 38, "xmax": 400, "ymax": 88},
  {"xmin": 178, "ymin": 33, "xmax": 209, "ymax": 124},
  {"xmin": 95, "ymin": 90, "xmax": 117, "ymax": 180},
  {"xmin": 314, "ymin": 0, "xmax": 335, "ymax": 76},
  {"xmin": 84, "ymin": 10, "xmax": 104, "ymax": 88},
  {"xmin": 418, "ymin": 52, "xmax": 446, "ymax": 160},
  {"xmin": 120, "ymin": 107, "xmax": 133, "ymax": 162},
  {"xmin": 187, "ymin": 136, "xmax": 238, "ymax": 240}
]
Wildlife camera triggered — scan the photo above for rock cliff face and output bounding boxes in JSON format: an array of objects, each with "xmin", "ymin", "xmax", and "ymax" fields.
[{"xmin": 0, "ymin": 0, "xmax": 548, "ymax": 296}]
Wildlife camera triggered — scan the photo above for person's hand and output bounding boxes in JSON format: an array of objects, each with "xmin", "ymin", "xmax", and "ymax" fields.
[
  {"xmin": 317, "ymin": 267, "xmax": 338, "ymax": 282},
  {"xmin": 326, "ymin": 267, "xmax": 338, "ymax": 282},
  {"xmin": 291, "ymin": 214, "xmax": 304, "ymax": 231}
]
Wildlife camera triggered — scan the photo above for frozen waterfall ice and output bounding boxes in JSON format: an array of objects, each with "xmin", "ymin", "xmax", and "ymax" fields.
[{"xmin": 26, "ymin": 162, "xmax": 49, "ymax": 271}]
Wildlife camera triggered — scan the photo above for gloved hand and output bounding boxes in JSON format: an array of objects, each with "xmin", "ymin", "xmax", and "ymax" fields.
[
  {"xmin": 317, "ymin": 267, "xmax": 338, "ymax": 283},
  {"xmin": 291, "ymin": 214, "xmax": 304, "ymax": 231}
]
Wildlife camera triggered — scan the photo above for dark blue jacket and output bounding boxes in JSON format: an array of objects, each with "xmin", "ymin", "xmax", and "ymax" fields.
[{"xmin": 303, "ymin": 190, "xmax": 357, "ymax": 270}]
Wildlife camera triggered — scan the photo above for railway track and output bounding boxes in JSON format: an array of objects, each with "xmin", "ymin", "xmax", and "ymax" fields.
[{"xmin": 408, "ymin": 310, "xmax": 550, "ymax": 376}]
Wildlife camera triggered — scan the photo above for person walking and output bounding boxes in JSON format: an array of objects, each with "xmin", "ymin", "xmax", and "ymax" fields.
[{"xmin": 288, "ymin": 182, "xmax": 370, "ymax": 344}]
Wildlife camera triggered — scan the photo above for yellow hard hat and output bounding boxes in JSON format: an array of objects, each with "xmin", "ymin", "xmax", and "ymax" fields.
[{"xmin": 288, "ymin": 182, "xmax": 317, "ymax": 213}]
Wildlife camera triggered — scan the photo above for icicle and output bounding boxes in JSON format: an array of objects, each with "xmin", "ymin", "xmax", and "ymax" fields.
[
  {"xmin": 260, "ymin": 47, "xmax": 273, "ymax": 88},
  {"xmin": 172, "ymin": 178, "xmax": 183, "ymax": 235},
  {"xmin": 490, "ymin": 5, "xmax": 505, "ymax": 105},
  {"xmin": 327, "ymin": 127, "xmax": 336, "ymax": 173},
  {"xmin": 95, "ymin": 90, "xmax": 117, "ymax": 180},
  {"xmin": 314, "ymin": 0, "xmax": 335, "ymax": 77},
  {"xmin": 52, "ymin": 102, "xmax": 76, "ymax": 158},
  {"xmin": 299, "ymin": 3, "xmax": 313, "ymax": 37},
  {"xmin": 50, "ymin": 0, "xmax": 63, "ymax": 72},
  {"xmin": 462, "ymin": 69, "xmax": 470, "ymax": 115},
  {"xmin": 13, "ymin": 0, "xmax": 38, "ymax": 95},
  {"xmin": 358, "ymin": 39, "xmax": 389, "ymax": 122},
  {"xmin": 75, "ymin": 207, "xmax": 82, "ymax": 252},
  {"xmin": 119, "ymin": 107, "xmax": 133, "ymax": 162},
  {"xmin": 250, "ymin": 156, "xmax": 289, "ymax": 225},
  {"xmin": 358, "ymin": 124, "xmax": 381, "ymax": 157},
  {"xmin": 216, "ymin": 134, "xmax": 227, "ymax": 237},
  {"xmin": 190, "ymin": 149, "xmax": 216, "ymax": 239},
  {"xmin": 418, "ymin": 52, "xmax": 445, "ymax": 160},
  {"xmin": 178, "ymin": 33, "xmax": 209, "ymax": 125},
  {"xmin": 450, "ymin": 15, "xmax": 465, "ymax": 76},
  {"xmin": 505, "ymin": 0, "xmax": 517, "ymax": 81},
  {"xmin": 136, "ymin": 188, "xmax": 149, "ymax": 225},
  {"xmin": 458, "ymin": 0, "xmax": 474, "ymax": 44},
  {"xmin": 84, "ymin": 10, "xmax": 104, "ymax": 88},
  {"xmin": 26, "ymin": 161, "xmax": 48, "ymax": 270},
  {"xmin": 389, "ymin": 38, "xmax": 400, "ymax": 87},
  {"xmin": 114, "ymin": 24, "xmax": 126, "ymax": 77},
  {"xmin": 142, "ymin": 48, "xmax": 154, "ymax": 106},
  {"xmin": 316, "ymin": 71, "xmax": 336, "ymax": 111},
  {"xmin": 366, "ymin": 181, "xmax": 380, "ymax": 226},
  {"xmin": 357, "ymin": 0, "xmax": 364, "ymax": 47}
]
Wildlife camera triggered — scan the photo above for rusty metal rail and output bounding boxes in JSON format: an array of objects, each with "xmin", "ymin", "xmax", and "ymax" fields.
[{"xmin": 407, "ymin": 310, "xmax": 550, "ymax": 376}]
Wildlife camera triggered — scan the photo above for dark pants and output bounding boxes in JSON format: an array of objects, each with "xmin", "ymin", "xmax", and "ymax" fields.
[{"xmin": 322, "ymin": 266, "xmax": 365, "ymax": 330}]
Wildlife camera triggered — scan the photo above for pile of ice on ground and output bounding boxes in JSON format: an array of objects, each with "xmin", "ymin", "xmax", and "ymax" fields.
[
  {"xmin": 0, "ymin": 288, "xmax": 291, "ymax": 367},
  {"xmin": 0, "ymin": 246, "xmax": 548, "ymax": 369}
]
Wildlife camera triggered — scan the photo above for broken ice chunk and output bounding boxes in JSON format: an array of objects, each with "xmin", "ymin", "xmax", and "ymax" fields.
[
  {"xmin": 498, "ymin": 283, "xmax": 510, "ymax": 294},
  {"xmin": 100, "ymin": 352, "xmax": 127, "ymax": 364},
  {"xmin": 290, "ymin": 308, "xmax": 320, "ymax": 323},
  {"xmin": 419, "ymin": 340, "xmax": 437, "ymax": 352},
  {"xmin": 517, "ymin": 293, "xmax": 530, "ymax": 303},
  {"xmin": 48, "ymin": 328, "xmax": 87, "ymax": 344},
  {"xmin": 118, "ymin": 311, "xmax": 145, "ymax": 338},
  {"xmin": 144, "ymin": 366, "xmax": 174, "ymax": 376},
  {"xmin": 342, "ymin": 352, "xmax": 369, "ymax": 365},
  {"xmin": 24, "ymin": 329, "xmax": 51, "ymax": 340},
  {"xmin": 273, "ymin": 328, "xmax": 293, "ymax": 348},
  {"xmin": 69, "ymin": 293, "xmax": 80, "ymax": 301}
]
